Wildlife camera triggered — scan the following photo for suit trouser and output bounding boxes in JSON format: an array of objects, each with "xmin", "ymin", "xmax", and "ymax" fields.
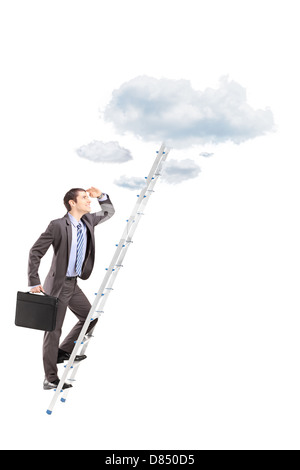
[{"xmin": 43, "ymin": 277, "xmax": 98, "ymax": 382}]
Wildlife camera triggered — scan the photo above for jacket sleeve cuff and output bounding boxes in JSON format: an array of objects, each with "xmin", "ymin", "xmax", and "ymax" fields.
[{"xmin": 97, "ymin": 193, "xmax": 109, "ymax": 202}]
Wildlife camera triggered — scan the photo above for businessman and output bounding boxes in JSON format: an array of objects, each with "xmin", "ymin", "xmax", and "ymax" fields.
[{"xmin": 28, "ymin": 187, "xmax": 115, "ymax": 390}]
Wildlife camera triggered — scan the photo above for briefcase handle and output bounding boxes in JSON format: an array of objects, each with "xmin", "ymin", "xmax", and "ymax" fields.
[{"xmin": 27, "ymin": 291, "xmax": 50, "ymax": 296}]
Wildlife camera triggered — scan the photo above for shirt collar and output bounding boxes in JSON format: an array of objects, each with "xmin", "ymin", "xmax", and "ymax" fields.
[{"xmin": 68, "ymin": 213, "xmax": 84, "ymax": 228}]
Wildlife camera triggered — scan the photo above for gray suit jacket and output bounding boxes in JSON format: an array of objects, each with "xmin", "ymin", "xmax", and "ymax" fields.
[{"xmin": 28, "ymin": 196, "xmax": 115, "ymax": 297}]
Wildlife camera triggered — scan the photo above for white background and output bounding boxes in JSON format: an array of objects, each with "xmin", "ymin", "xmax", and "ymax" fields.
[{"xmin": 1, "ymin": 0, "xmax": 300, "ymax": 450}]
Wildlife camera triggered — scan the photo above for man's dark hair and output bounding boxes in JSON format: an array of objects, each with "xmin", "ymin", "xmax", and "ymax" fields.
[{"xmin": 64, "ymin": 188, "xmax": 86, "ymax": 212}]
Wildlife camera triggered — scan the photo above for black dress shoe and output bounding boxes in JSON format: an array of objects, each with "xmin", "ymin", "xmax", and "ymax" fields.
[
  {"xmin": 57, "ymin": 349, "xmax": 87, "ymax": 364},
  {"xmin": 43, "ymin": 379, "xmax": 73, "ymax": 390}
]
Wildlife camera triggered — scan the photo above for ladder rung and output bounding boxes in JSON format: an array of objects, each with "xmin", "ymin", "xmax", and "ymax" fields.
[
  {"xmin": 64, "ymin": 361, "xmax": 81, "ymax": 369},
  {"xmin": 74, "ymin": 335, "xmax": 94, "ymax": 345},
  {"xmin": 91, "ymin": 311, "xmax": 104, "ymax": 321}
]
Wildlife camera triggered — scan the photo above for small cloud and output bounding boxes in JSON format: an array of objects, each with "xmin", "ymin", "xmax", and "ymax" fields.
[
  {"xmin": 200, "ymin": 152, "xmax": 214, "ymax": 157},
  {"xmin": 76, "ymin": 140, "xmax": 132, "ymax": 163},
  {"xmin": 104, "ymin": 76, "xmax": 274, "ymax": 148},
  {"xmin": 161, "ymin": 159, "xmax": 201, "ymax": 184},
  {"xmin": 114, "ymin": 175, "xmax": 145, "ymax": 191},
  {"xmin": 114, "ymin": 159, "xmax": 201, "ymax": 190}
]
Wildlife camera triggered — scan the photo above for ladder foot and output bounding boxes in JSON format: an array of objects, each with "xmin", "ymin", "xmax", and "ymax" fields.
[
  {"xmin": 46, "ymin": 410, "xmax": 52, "ymax": 415},
  {"xmin": 61, "ymin": 398, "xmax": 66, "ymax": 403}
]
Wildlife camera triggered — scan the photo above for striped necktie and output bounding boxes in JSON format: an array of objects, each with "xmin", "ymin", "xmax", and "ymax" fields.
[{"xmin": 75, "ymin": 222, "xmax": 84, "ymax": 276}]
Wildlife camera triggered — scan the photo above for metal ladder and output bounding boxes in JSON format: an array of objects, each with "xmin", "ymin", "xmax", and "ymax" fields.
[{"xmin": 46, "ymin": 143, "xmax": 170, "ymax": 415}]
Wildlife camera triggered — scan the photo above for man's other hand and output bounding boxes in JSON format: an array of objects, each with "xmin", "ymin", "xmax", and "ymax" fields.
[
  {"xmin": 86, "ymin": 187, "xmax": 102, "ymax": 198},
  {"xmin": 30, "ymin": 285, "xmax": 45, "ymax": 294}
]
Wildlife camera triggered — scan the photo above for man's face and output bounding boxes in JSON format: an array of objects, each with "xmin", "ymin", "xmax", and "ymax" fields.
[{"xmin": 71, "ymin": 191, "xmax": 91, "ymax": 214}]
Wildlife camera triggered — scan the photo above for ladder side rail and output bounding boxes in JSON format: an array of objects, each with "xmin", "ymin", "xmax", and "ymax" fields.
[
  {"xmin": 94, "ymin": 152, "xmax": 166, "ymax": 298},
  {"xmin": 91, "ymin": 149, "xmax": 170, "ymax": 318},
  {"xmin": 87, "ymin": 149, "xmax": 171, "ymax": 319},
  {"xmin": 92, "ymin": 148, "xmax": 168, "ymax": 301},
  {"xmin": 117, "ymin": 146, "xmax": 168, "ymax": 243},
  {"xmin": 126, "ymin": 144, "xmax": 166, "ymax": 221}
]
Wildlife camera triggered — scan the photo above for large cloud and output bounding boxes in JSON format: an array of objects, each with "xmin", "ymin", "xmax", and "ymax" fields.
[
  {"xmin": 76, "ymin": 140, "xmax": 132, "ymax": 163},
  {"xmin": 104, "ymin": 76, "xmax": 274, "ymax": 147}
]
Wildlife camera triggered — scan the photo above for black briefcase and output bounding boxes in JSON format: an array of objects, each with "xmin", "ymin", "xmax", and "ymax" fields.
[{"xmin": 15, "ymin": 291, "xmax": 58, "ymax": 332}]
